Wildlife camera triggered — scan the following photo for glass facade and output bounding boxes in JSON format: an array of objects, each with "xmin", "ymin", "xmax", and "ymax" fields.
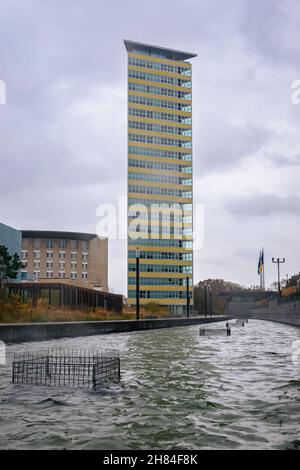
[
  {"xmin": 125, "ymin": 41, "xmax": 196, "ymax": 315},
  {"xmin": 0, "ymin": 223, "xmax": 22, "ymax": 281}
]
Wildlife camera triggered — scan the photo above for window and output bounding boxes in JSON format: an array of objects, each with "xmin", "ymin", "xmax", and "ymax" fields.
[
  {"xmin": 34, "ymin": 271, "xmax": 40, "ymax": 279},
  {"xmin": 82, "ymin": 252, "xmax": 88, "ymax": 261},
  {"xmin": 81, "ymin": 272, "xmax": 88, "ymax": 280},
  {"xmin": 71, "ymin": 272, "xmax": 77, "ymax": 280},
  {"xmin": 70, "ymin": 240, "xmax": 78, "ymax": 250},
  {"xmin": 22, "ymin": 260, "xmax": 28, "ymax": 268},
  {"xmin": 59, "ymin": 271, "xmax": 65, "ymax": 279},
  {"xmin": 33, "ymin": 261, "xmax": 40, "ymax": 269},
  {"xmin": 46, "ymin": 261, "xmax": 53, "ymax": 269},
  {"xmin": 59, "ymin": 261, "xmax": 65, "ymax": 269},
  {"xmin": 82, "ymin": 240, "xmax": 88, "ymax": 251},
  {"xmin": 46, "ymin": 271, "xmax": 54, "ymax": 279},
  {"xmin": 71, "ymin": 252, "xmax": 77, "ymax": 260},
  {"xmin": 82, "ymin": 262, "xmax": 88, "ymax": 270},
  {"xmin": 59, "ymin": 251, "xmax": 66, "ymax": 259},
  {"xmin": 46, "ymin": 239, "xmax": 54, "ymax": 249},
  {"xmin": 46, "ymin": 251, "xmax": 54, "ymax": 258},
  {"xmin": 33, "ymin": 250, "xmax": 41, "ymax": 259},
  {"xmin": 21, "ymin": 250, "xmax": 28, "ymax": 259},
  {"xmin": 59, "ymin": 239, "xmax": 66, "ymax": 249},
  {"xmin": 71, "ymin": 262, "xmax": 77, "ymax": 270},
  {"xmin": 33, "ymin": 238, "xmax": 41, "ymax": 248}
]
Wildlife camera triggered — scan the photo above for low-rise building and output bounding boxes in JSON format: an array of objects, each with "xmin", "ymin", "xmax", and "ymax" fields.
[{"xmin": 21, "ymin": 230, "xmax": 108, "ymax": 290}]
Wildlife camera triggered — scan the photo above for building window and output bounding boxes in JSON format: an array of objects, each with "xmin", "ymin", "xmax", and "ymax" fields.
[
  {"xmin": 22, "ymin": 261, "xmax": 28, "ymax": 268},
  {"xmin": 33, "ymin": 261, "xmax": 40, "ymax": 269},
  {"xmin": 21, "ymin": 250, "xmax": 28, "ymax": 259},
  {"xmin": 71, "ymin": 262, "xmax": 77, "ymax": 270},
  {"xmin": 59, "ymin": 261, "xmax": 65, "ymax": 269},
  {"xmin": 71, "ymin": 252, "xmax": 77, "ymax": 260},
  {"xmin": 46, "ymin": 271, "xmax": 54, "ymax": 279},
  {"xmin": 82, "ymin": 240, "xmax": 89, "ymax": 251},
  {"xmin": 82, "ymin": 272, "xmax": 88, "ymax": 280},
  {"xmin": 33, "ymin": 250, "xmax": 41, "ymax": 259},
  {"xmin": 33, "ymin": 238, "xmax": 41, "ymax": 248},
  {"xmin": 59, "ymin": 271, "xmax": 65, "ymax": 279},
  {"xmin": 46, "ymin": 251, "xmax": 54, "ymax": 258},
  {"xmin": 70, "ymin": 240, "xmax": 78, "ymax": 250},
  {"xmin": 59, "ymin": 251, "xmax": 66, "ymax": 259},
  {"xmin": 82, "ymin": 262, "xmax": 88, "ymax": 270},
  {"xmin": 46, "ymin": 239, "xmax": 54, "ymax": 249},
  {"xmin": 59, "ymin": 239, "xmax": 66, "ymax": 249},
  {"xmin": 71, "ymin": 272, "xmax": 77, "ymax": 280},
  {"xmin": 82, "ymin": 252, "xmax": 88, "ymax": 261},
  {"xmin": 34, "ymin": 271, "xmax": 40, "ymax": 279},
  {"xmin": 46, "ymin": 261, "xmax": 53, "ymax": 269}
]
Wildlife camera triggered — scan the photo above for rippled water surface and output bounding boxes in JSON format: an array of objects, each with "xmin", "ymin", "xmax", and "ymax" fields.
[{"xmin": 0, "ymin": 320, "xmax": 300, "ymax": 450}]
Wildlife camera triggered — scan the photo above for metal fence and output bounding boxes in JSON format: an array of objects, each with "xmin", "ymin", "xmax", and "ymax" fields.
[
  {"xmin": 7, "ymin": 283, "xmax": 123, "ymax": 313},
  {"xmin": 12, "ymin": 349, "xmax": 120, "ymax": 390}
]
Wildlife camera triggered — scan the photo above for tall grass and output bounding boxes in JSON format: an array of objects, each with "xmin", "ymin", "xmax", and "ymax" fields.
[{"xmin": 0, "ymin": 293, "xmax": 169, "ymax": 323}]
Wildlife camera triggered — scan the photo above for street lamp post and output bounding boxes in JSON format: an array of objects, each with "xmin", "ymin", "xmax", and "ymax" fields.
[
  {"xmin": 186, "ymin": 275, "xmax": 190, "ymax": 318},
  {"xmin": 272, "ymin": 257, "xmax": 285, "ymax": 297},
  {"xmin": 136, "ymin": 248, "xmax": 140, "ymax": 321},
  {"xmin": 204, "ymin": 285, "xmax": 207, "ymax": 317}
]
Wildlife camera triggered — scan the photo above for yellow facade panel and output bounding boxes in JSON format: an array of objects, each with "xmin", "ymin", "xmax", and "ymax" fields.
[{"xmin": 128, "ymin": 90, "xmax": 191, "ymax": 105}]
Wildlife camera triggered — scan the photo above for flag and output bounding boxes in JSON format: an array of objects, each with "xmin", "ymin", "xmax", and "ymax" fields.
[{"xmin": 258, "ymin": 249, "xmax": 264, "ymax": 275}]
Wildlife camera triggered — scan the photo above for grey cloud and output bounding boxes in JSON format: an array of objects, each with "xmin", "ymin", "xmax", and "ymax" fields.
[
  {"xmin": 194, "ymin": 118, "xmax": 272, "ymax": 175},
  {"xmin": 225, "ymin": 193, "xmax": 300, "ymax": 218}
]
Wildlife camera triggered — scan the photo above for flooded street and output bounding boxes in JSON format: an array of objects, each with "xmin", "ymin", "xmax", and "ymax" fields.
[{"xmin": 0, "ymin": 320, "xmax": 300, "ymax": 450}]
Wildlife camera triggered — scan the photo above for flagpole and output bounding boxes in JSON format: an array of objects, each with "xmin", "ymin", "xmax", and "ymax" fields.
[{"xmin": 262, "ymin": 247, "xmax": 265, "ymax": 291}]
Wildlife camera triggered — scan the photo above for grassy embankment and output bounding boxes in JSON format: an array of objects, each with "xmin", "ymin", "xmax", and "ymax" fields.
[{"xmin": 0, "ymin": 294, "xmax": 169, "ymax": 323}]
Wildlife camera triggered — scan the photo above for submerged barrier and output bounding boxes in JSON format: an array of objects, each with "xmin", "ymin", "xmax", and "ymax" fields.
[{"xmin": 12, "ymin": 348, "xmax": 120, "ymax": 391}]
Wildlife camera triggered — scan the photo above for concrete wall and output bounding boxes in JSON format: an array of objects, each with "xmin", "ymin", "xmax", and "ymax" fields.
[
  {"xmin": 225, "ymin": 301, "xmax": 255, "ymax": 318},
  {"xmin": 246, "ymin": 300, "xmax": 300, "ymax": 327},
  {"xmin": 0, "ymin": 316, "xmax": 229, "ymax": 344}
]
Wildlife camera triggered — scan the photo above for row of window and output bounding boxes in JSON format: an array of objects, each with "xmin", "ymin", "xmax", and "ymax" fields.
[
  {"xmin": 128, "ymin": 185, "xmax": 192, "ymax": 198},
  {"xmin": 25, "ymin": 239, "xmax": 89, "ymax": 250},
  {"xmin": 22, "ymin": 260, "xmax": 88, "ymax": 269},
  {"xmin": 129, "ymin": 95, "xmax": 192, "ymax": 112},
  {"xmin": 128, "ymin": 171, "xmax": 192, "ymax": 186},
  {"xmin": 128, "ymin": 250, "xmax": 193, "ymax": 261},
  {"xmin": 129, "ymin": 198, "xmax": 192, "ymax": 211},
  {"xmin": 128, "ymin": 263, "xmax": 192, "ymax": 274},
  {"xmin": 22, "ymin": 250, "xmax": 88, "ymax": 261},
  {"xmin": 128, "ymin": 290, "xmax": 190, "ymax": 299},
  {"xmin": 128, "ymin": 239, "xmax": 193, "ymax": 248},
  {"xmin": 128, "ymin": 57, "xmax": 191, "ymax": 76},
  {"xmin": 128, "ymin": 225, "xmax": 192, "ymax": 236},
  {"xmin": 128, "ymin": 211, "xmax": 192, "ymax": 223},
  {"xmin": 129, "ymin": 145, "xmax": 192, "ymax": 161},
  {"xmin": 128, "ymin": 108, "xmax": 192, "ymax": 124},
  {"xmin": 129, "ymin": 277, "xmax": 193, "ymax": 286},
  {"xmin": 128, "ymin": 158, "xmax": 192, "ymax": 174},
  {"xmin": 129, "ymin": 82, "xmax": 191, "ymax": 101},
  {"xmin": 129, "ymin": 133, "xmax": 192, "ymax": 149},
  {"xmin": 128, "ymin": 69, "xmax": 191, "ymax": 88},
  {"xmin": 128, "ymin": 120, "xmax": 192, "ymax": 137},
  {"xmin": 28, "ymin": 271, "xmax": 88, "ymax": 280}
]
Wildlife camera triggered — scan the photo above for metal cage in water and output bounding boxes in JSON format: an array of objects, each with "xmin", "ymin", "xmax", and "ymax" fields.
[{"xmin": 12, "ymin": 348, "xmax": 120, "ymax": 391}]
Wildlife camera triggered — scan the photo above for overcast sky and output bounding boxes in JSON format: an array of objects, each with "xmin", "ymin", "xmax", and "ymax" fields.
[{"xmin": 0, "ymin": 0, "xmax": 300, "ymax": 294}]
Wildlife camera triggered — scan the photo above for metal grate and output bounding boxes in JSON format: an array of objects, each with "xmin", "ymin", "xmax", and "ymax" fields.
[
  {"xmin": 199, "ymin": 327, "xmax": 231, "ymax": 337},
  {"xmin": 12, "ymin": 349, "xmax": 120, "ymax": 390}
]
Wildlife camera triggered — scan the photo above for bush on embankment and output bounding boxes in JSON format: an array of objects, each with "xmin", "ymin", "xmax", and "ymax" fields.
[{"xmin": 0, "ymin": 293, "xmax": 169, "ymax": 323}]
